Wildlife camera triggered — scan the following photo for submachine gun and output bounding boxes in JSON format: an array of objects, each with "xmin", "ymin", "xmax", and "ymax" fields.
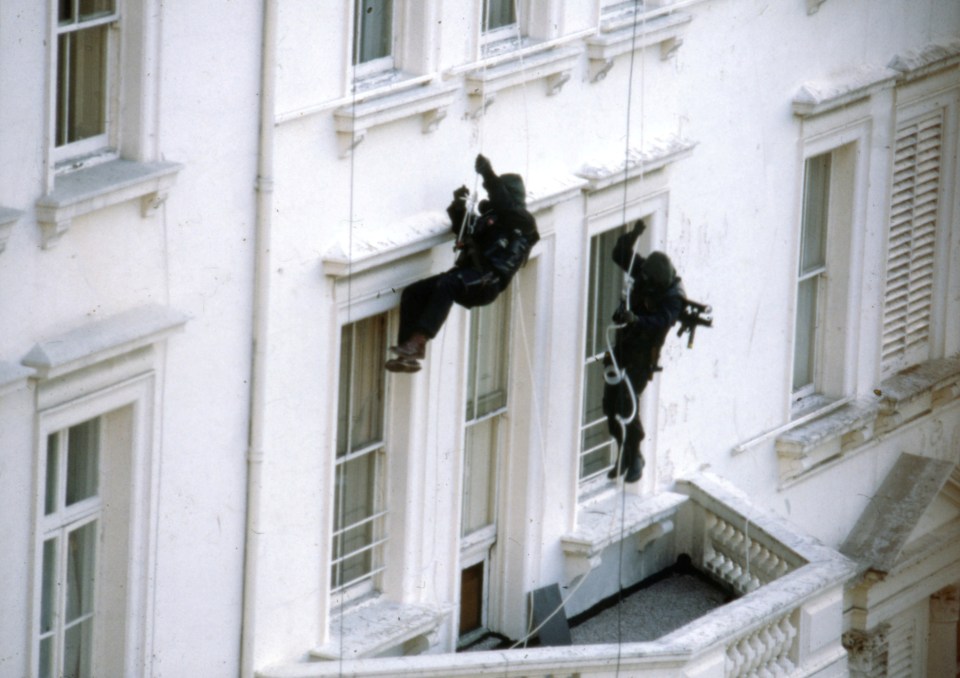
[{"xmin": 677, "ymin": 298, "xmax": 712, "ymax": 348}]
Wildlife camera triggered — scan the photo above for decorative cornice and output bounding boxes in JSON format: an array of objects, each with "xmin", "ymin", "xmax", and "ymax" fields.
[
  {"xmin": 577, "ymin": 135, "xmax": 697, "ymax": 191},
  {"xmin": 792, "ymin": 65, "xmax": 898, "ymax": 117},
  {"xmin": 22, "ymin": 304, "xmax": 189, "ymax": 380},
  {"xmin": 888, "ymin": 39, "xmax": 960, "ymax": 82}
]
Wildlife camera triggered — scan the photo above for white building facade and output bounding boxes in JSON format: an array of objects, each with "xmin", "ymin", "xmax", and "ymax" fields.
[{"xmin": 1, "ymin": 1, "xmax": 958, "ymax": 677}]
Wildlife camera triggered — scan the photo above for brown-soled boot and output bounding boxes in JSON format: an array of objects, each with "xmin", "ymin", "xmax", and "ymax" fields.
[
  {"xmin": 385, "ymin": 356, "xmax": 422, "ymax": 373},
  {"xmin": 390, "ymin": 332, "xmax": 427, "ymax": 360}
]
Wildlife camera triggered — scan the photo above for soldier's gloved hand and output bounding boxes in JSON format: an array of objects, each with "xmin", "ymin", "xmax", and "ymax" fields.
[
  {"xmin": 453, "ymin": 185, "xmax": 469, "ymax": 200},
  {"xmin": 475, "ymin": 153, "xmax": 493, "ymax": 176},
  {"xmin": 631, "ymin": 219, "xmax": 647, "ymax": 237},
  {"xmin": 612, "ymin": 302, "xmax": 637, "ymax": 325}
]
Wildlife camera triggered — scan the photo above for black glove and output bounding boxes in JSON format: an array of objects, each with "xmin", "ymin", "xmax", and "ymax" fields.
[
  {"xmin": 475, "ymin": 153, "xmax": 493, "ymax": 176},
  {"xmin": 453, "ymin": 185, "xmax": 469, "ymax": 200},
  {"xmin": 612, "ymin": 301, "xmax": 637, "ymax": 325},
  {"xmin": 631, "ymin": 219, "xmax": 646, "ymax": 237}
]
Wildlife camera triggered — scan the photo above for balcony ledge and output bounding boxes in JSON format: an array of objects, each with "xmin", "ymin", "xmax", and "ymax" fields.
[
  {"xmin": 311, "ymin": 599, "xmax": 446, "ymax": 660},
  {"xmin": 562, "ymin": 491, "xmax": 688, "ymax": 578},
  {"xmin": 587, "ymin": 11, "xmax": 692, "ymax": 82},
  {"xmin": 333, "ymin": 80, "xmax": 459, "ymax": 157},
  {"xmin": 35, "ymin": 159, "xmax": 182, "ymax": 249}
]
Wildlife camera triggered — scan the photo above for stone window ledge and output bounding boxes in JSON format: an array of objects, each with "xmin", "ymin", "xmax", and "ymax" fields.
[
  {"xmin": 311, "ymin": 600, "xmax": 445, "ymax": 660},
  {"xmin": 561, "ymin": 491, "xmax": 688, "ymax": 579},
  {"xmin": 577, "ymin": 135, "xmax": 697, "ymax": 191},
  {"xmin": 0, "ymin": 206, "xmax": 24, "ymax": 254},
  {"xmin": 35, "ymin": 159, "xmax": 182, "ymax": 249},
  {"xmin": 465, "ymin": 45, "xmax": 581, "ymax": 117},
  {"xmin": 792, "ymin": 64, "xmax": 899, "ymax": 118},
  {"xmin": 888, "ymin": 39, "xmax": 960, "ymax": 83},
  {"xmin": 333, "ymin": 80, "xmax": 459, "ymax": 158},
  {"xmin": 22, "ymin": 304, "xmax": 189, "ymax": 381},
  {"xmin": 587, "ymin": 11, "xmax": 692, "ymax": 82},
  {"xmin": 776, "ymin": 356, "xmax": 960, "ymax": 484},
  {"xmin": 875, "ymin": 356, "xmax": 960, "ymax": 432},
  {"xmin": 776, "ymin": 400, "xmax": 880, "ymax": 483}
]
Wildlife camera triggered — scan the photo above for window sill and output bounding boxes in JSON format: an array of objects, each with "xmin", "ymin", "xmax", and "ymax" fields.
[
  {"xmin": 0, "ymin": 206, "xmax": 24, "ymax": 254},
  {"xmin": 464, "ymin": 45, "xmax": 581, "ymax": 117},
  {"xmin": 588, "ymin": 11, "xmax": 692, "ymax": 82},
  {"xmin": 22, "ymin": 304, "xmax": 189, "ymax": 381},
  {"xmin": 35, "ymin": 159, "xmax": 183, "ymax": 249},
  {"xmin": 577, "ymin": 135, "xmax": 697, "ymax": 191},
  {"xmin": 333, "ymin": 80, "xmax": 459, "ymax": 157},
  {"xmin": 311, "ymin": 599, "xmax": 445, "ymax": 660},
  {"xmin": 561, "ymin": 491, "xmax": 688, "ymax": 579},
  {"xmin": 776, "ymin": 356, "xmax": 960, "ymax": 485}
]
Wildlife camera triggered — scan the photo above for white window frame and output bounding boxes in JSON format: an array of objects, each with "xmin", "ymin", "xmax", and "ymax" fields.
[
  {"xmin": 790, "ymin": 120, "xmax": 869, "ymax": 415},
  {"xmin": 578, "ymin": 224, "xmax": 629, "ymax": 488},
  {"xmin": 51, "ymin": 0, "xmax": 121, "ymax": 169},
  {"xmin": 458, "ymin": 294, "xmax": 511, "ymax": 640},
  {"xmin": 351, "ymin": 0, "xmax": 400, "ymax": 84},
  {"xmin": 792, "ymin": 152, "xmax": 831, "ymax": 399},
  {"xmin": 480, "ymin": 0, "xmax": 527, "ymax": 56},
  {"xmin": 330, "ymin": 314, "xmax": 390, "ymax": 608},
  {"xmin": 31, "ymin": 372, "xmax": 157, "ymax": 678},
  {"xmin": 575, "ymin": 187, "xmax": 667, "ymax": 497}
]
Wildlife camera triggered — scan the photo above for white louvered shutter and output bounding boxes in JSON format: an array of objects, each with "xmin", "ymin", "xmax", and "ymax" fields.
[{"xmin": 881, "ymin": 110, "xmax": 943, "ymax": 375}]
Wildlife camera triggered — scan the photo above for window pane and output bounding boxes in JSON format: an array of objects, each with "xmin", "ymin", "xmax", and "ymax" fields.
[
  {"xmin": 66, "ymin": 419, "xmax": 99, "ymax": 506},
  {"xmin": 41, "ymin": 538, "xmax": 58, "ymax": 635},
  {"xmin": 332, "ymin": 453, "xmax": 378, "ymax": 589},
  {"xmin": 336, "ymin": 325, "xmax": 353, "ymax": 458},
  {"xmin": 45, "ymin": 435, "xmax": 60, "ymax": 515},
  {"xmin": 56, "ymin": 27, "xmax": 107, "ymax": 147},
  {"xmin": 79, "ymin": 0, "xmax": 115, "ymax": 21},
  {"xmin": 63, "ymin": 619, "xmax": 93, "ymax": 678},
  {"xmin": 793, "ymin": 276, "xmax": 818, "ymax": 391},
  {"xmin": 354, "ymin": 0, "xmax": 393, "ymax": 64},
  {"xmin": 66, "ymin": 521, "xmax": 97, "ymax": 622},
  {"xmin": 461, "ymin": 418, "xmax": 499, "ymax": 537},
  {"xmin": 484, "ymin": 0, "xmax": 516, "ymax": 31},
  {"xmin": 800, "ymin": 154, "xmax": 830, "ymax": 274},
  {"xmin": 336, "ymin": 316, "xmax": 386, "ymax": 456},
  {"xmin": 586, "ymin": 229, "xmax": 625, "ymax": 359},
  {"xmin": 39, "ymin": 637, "xmax": 55, "ymax": 678},
  {"xmin": 467, "ymin": 297, "xmax": 509, "ymax": 420},
  {"xmin": 59, "ymin": 0, "xmax": 74, "ymax": 24}
]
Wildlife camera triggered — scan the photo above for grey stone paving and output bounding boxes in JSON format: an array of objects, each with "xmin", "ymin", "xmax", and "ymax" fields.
[
  {"xmin": 569, "ymin": 574, "xmax": 728, "ymax": 644},
  {"xmin": 462, "ymin": 572, "xmax": 729, "ymax": 651}
]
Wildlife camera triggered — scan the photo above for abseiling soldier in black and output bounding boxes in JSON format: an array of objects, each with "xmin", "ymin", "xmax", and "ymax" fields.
[
  {"xmin": 386, "ymin": 154, "xmax": 540, "ymax": 373},
  {"xmin": 603, "ymin": 220, "xmax": 685, "ymax": 482}
]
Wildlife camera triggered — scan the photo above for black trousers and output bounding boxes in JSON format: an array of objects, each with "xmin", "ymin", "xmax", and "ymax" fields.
[
  {"xmin": 602, "ymin": 360, "xmax": 652, "ymax": 469},
  {"xmin": 397, "ymin": 267, "xmax": 500, "ymax": 344}
]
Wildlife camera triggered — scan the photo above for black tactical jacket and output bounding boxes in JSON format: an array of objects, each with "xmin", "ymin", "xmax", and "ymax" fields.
[{"xmin": 447, "ymin": 173, "xmax": 539, "ymax": 290}]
